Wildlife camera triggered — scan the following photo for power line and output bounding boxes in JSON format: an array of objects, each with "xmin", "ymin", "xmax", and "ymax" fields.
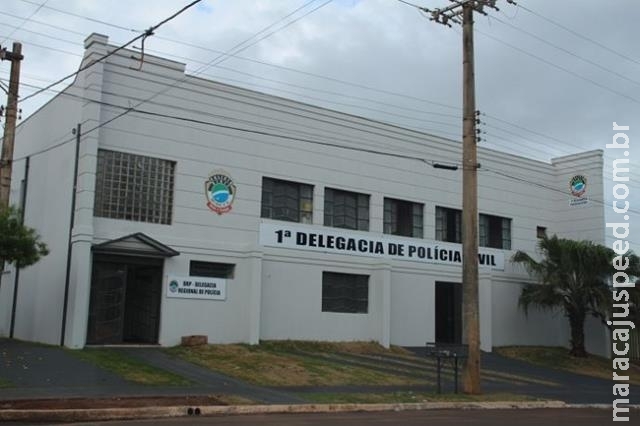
[
  {"xmin": 483, "ymin": 167, "xmax": 640, "ymax": 216},
  {"xmin": 17, "ymin": 0, "xmax": 141, "ymax": 33},
  {"xmin": 518, "ymin": 3, "xmax": 640, "ymax": 68},
  {"xmin": 19, "ymin": 0, "xmax": 203, "ymax": 103},
  {"xmin": 7, "ymin": 0, "xmax": 633, "ymax": 164},
  {"xmin": 14, "ymin": 82, "xmax": 634, "ymax": 221},
  {"xmin": 475, "ymin": 28, "xmax": 640, "ymax": 105},
  {"xmin": 1, "ymin": 0, "xmax": 49, "ymax": 45},
  {"xmin": 486, "ymin": 13, "xmax": 640, "ymax": 87}
]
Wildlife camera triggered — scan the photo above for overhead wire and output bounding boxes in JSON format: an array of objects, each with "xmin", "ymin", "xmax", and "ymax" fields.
[
  {"xmin": 5, "ymin": 0, "xmax": 637, "ymax": 172},
  {"xmin": 0, "ymin": 0, "xmax": 49, "ymax": 45},
  {"xmin": 517, "ymin": 3, "xmax": 640, "ymax": 68},
  {"xmin": 18, "ymin": 0, "xmax": 204, "ymax": 103},
  {"xmin": 486, "ymin": 13, "xmax": 640, "ymax": 87}
]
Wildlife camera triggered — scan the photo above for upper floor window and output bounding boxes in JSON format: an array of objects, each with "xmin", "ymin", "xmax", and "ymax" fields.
[
  {"xmin": 436, "ymin": 206, "xmax": 462, "ymax": 243},
  {"xmin": 261, "ymin": 177, "xmax": 313, "ymax": 223},
  {"xmin": 324, "ymin": 188, "xmax": 369, "ymax": 231},
  {"xmin": 384, "ymin": 198, "xmax": 423, "ymax": 238},
  {"xmin": 94, "ymin": 149, "xmax": 175, "ymax": 224},
  {"xmin": 480, "ymin": 214, "xmax": 512, "ymax": 249}
]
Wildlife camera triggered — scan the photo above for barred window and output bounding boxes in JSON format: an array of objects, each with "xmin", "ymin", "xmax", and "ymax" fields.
[
  {"xmin": 322, "ymin": 272, "xmax": 369, "ymax": 314},
  {"xmin": 261, "ymin": 177, "xmax": 313, "ymax": 223},
  {"xmin": 324, "ymin": 188, "xmax": 369, "ymax": 231},
  {"xmin": 190, "ymin": 261, "xmax": 235, "ymax": 279},
  {"xmin": 479, "ymin": 214, "xmax": 512, "ymax": 250},
  {"xmin": 435, "ymin": 206, "xmax": 462, "ymax": 243},
  {"xmin": 383, "ymin": 198, "xmax": 423, "ymax": 238},
  {"xmin": 94, "ymin": 150, "xmax": 175, "ymax": 224}
]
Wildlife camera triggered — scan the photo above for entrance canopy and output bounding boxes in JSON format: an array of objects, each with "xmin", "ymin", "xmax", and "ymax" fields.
[{"xmin": 92, "ymin": 233, "xmax": 179, "ymax": 258}]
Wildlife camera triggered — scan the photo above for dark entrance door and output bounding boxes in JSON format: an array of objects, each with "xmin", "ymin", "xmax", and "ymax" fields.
[
  {"xmin": 87, "ymin": 255, "xmax": 163, "ymax": 345},
  {"xmin": 435, "ymin": 281, "xmax": 462, "ymax": 344}
]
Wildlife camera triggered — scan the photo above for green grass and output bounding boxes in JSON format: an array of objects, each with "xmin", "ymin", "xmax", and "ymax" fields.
[
  {"xmin": 0, "ymin": 377, "xmax": 12, "ymax": 388},
  {"xmin": 68, "ymin": 348, "xmax": 191, "ymax": 386},
  {"xmin": 495, "ymin": 346, "xmax": 640, "ymax": 385},
  {"xmin": 167, "ymin": 341, "xmax": 430, "ymax": 387},
  {"xmin": 300, "ymin": 391, "xmax": 540, "ymax": 404}
]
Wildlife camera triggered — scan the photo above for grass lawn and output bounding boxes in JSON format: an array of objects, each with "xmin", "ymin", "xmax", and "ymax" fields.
[
  {"xmin": 167, "ymin": 341, "xmax": 430, "ymax": 387},
  {"xmin": 495, "ymin": 346, "xmax": 640, "ymax": 385},
  {"xmin": 68, "ymin": 348, "xmax": 191, "ymax": 386},
  {"xmin": 0, "ymin": 377, "xmax": 12, "ymax": 388},
  {"xmin": 300, "ymin": 391, "xmax": 540, "ymax": 404}
]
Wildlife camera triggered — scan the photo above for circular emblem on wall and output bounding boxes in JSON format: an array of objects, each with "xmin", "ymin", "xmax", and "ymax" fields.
[
  {"xmin": 569, "ymin": 175, "xmax": 587, "ymax": 197},
  {"xmin": 205, "ymin": 170, "xmax": 236, "ymax": 215},
  {"xmin": 169, "ymin": 280, "xmax": 179, "ymax": 293}
]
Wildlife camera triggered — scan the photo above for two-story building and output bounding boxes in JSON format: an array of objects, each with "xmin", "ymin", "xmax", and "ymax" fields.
[{"xmin": 0, "ymin": 34, "xmax": 610, "ymax": 355}]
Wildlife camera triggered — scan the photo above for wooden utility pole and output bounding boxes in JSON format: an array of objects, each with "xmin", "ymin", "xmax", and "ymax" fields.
[
  {"xmin": 460, "ymin": 1, "xmax": 481, "ymax": 395},
  {"xmin": 0, "ymin": 42, "xmax": 23, "ymax": 209},
  {"xmin": 416, "ymin": 0, "xmax": 515, "ymax": 394}
]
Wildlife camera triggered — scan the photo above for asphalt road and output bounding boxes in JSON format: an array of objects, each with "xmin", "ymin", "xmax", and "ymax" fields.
[{"xmin": 62, "ymin": 409, "xmax": 625, "ymax": 426}]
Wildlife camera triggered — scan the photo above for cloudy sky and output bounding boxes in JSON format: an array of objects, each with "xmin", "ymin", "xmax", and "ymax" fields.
[{"xmin": 1, "ymin": 0, "xmax": 638, "ymax": 246}]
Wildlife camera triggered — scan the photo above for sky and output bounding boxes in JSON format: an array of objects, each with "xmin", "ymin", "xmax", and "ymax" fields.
[{"xmin": 0, "ymin": 0, "xmax": 638, "ymax": 247}]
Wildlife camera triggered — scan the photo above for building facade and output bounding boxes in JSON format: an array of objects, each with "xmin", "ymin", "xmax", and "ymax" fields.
[{"xmin": 0, "ymin": 34, "xmax": 610, "ymax": 354}]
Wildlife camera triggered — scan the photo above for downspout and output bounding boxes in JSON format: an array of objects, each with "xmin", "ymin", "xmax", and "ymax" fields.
[
  {"xmin": 60, "ymin": 123, "xmax": 81, "ymax": 346},
  {"xmin": 9, "ymin": 156, "xmax": 29, "ymax": 338}
]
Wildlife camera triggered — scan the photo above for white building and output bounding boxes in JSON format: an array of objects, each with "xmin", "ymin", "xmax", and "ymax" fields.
[{"xmin": 0, "ymin": 34, "xmax": 610, "ymax": 354}]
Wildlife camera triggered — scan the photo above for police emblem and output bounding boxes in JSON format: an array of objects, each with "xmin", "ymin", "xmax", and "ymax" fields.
[{"xmin": 205, "ymin": 171, "xmax": 236, "ymax": 215}]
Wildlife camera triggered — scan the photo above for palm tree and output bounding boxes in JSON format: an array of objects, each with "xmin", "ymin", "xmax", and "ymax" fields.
[{"xmin": 512, "ymin": 235, "xmax": 638, "ymax": 357}]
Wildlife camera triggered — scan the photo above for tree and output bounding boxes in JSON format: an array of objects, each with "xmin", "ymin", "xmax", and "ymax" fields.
[
  {"xmin": 512, "ymin": 235, "xmax": 639, "ymax": 357},
  {"xmin": 0, "ymin": 206, "xmax": 49, "ymax": 269}
]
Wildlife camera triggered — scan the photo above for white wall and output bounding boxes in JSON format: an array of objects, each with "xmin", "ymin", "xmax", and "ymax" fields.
[
  {"xmin": 0, "ymin": 90, "xmax": 80, "ymax": 344},
  {"xmin": 260, "ymin": 256, "xmax": 385, "ymax": 343},
  {"xmin": 491, "ymin": 278, "xmax": 570, "ymax": 348}
]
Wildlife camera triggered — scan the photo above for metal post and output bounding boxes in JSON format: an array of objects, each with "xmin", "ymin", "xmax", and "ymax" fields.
[{"xmin": 436, "ymin": 355, "xmax": 441, "ymax": 394}]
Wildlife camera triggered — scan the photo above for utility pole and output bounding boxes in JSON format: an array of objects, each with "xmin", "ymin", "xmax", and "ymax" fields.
[
  {"xmin": 0, "ymin": 42, "xmax": 23, "ymax": 209},
  {"xmin": 418, "ymin": 0, "xmax": 514, "ymax": 394}
]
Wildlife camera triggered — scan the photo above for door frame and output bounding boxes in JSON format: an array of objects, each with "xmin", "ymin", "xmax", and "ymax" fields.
[{"xmin": 87, "ymin": 254, "xmax": 165, "ymax": 345}]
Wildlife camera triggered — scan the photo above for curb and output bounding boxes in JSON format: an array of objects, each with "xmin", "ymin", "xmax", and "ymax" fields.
[{"xmin": 0, "ymin": 400, "xmax": 575, "ymax": 423}]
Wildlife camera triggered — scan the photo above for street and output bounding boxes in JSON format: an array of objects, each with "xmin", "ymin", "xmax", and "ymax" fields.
[{"xmin": 65, "ymin": 409, "xmax": 622, "ymax": 426}]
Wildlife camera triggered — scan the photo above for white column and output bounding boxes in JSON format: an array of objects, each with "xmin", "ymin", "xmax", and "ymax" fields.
[
  {"xmin": 247, "ymin": 250, "xmax": 263, "ymax": 345},
  {"xmin": 374, "ymin": 263, "xmax": 391, "ymax": 348},
  {"xmin": 479, "ymin": 272, "xmax": 493, "ymax": 352},
  {"xmin": 63, "ymin": 34, "xmax": 108, "ymax": 348}
]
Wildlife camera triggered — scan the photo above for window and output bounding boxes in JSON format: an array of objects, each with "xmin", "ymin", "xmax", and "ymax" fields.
[
  {"xmin": 261, "ymin": 177, "xmax": 313, "ymax": 223},
  {"xmin": 322, "ymin": 272, "xmax": 369, "ymax": 314},
  {"xmin": 480, "ymin": 214, "xmax": 512, "ymax": 249},
  {"xmin": 383, "ymin": 198, "xmax": 423, "ymax": 238},
  {"xmin": 324, "ymin": 188, "xmax": 369, "ymax": 231},
  {"xmin": 435, "ymin": 206, "xmax": 462, "ymax": 243},
  {"xmin": 189, "ymin": 261, "xmax": 235, "ymax": 279},
  {"xmin": 537, "ymin": 226, "xmax": 547, "ymax": 239},
  {"xmin": 94, "ymin": 150, "xmax": 175, "ymax": 224}
]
